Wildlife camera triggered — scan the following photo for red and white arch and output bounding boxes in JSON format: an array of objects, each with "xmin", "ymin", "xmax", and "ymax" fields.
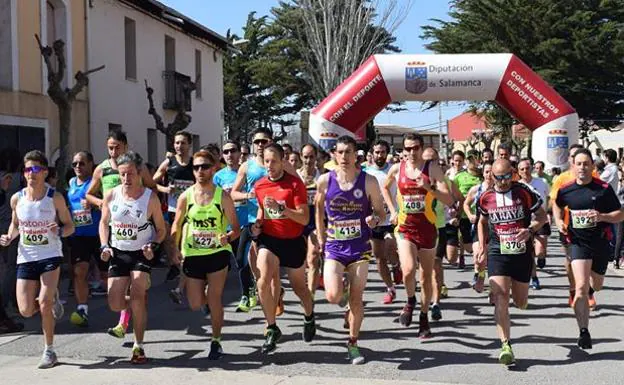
[{"xmin": 310, "ymin": 54, "xmax": 578, "ymax": 169}]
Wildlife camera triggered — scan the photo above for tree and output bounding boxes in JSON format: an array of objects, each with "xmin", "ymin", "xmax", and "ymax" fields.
[
  {"xmin": 35, "ymin": 35, "xmax": 104, "ymax": 190},
  {"xmin": 422, "ymin": 0, "xmax": 624, "ymax": 135}
]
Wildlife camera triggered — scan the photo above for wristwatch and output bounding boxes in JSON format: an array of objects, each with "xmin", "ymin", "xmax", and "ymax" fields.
[{"xmin": 100, "ymin": 244, "xmax": 111, "ymax": 252}]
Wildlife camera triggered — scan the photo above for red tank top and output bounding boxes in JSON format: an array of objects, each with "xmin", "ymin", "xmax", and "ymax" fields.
[{"xmin": 396, "ymin": 160, "xmax": 437, "ymax": 228}]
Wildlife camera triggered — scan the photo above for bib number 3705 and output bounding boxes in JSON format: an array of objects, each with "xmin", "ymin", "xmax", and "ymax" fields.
[{"xmin": 499, "ymin": 234, "xmax": 526, "ymax": 255}]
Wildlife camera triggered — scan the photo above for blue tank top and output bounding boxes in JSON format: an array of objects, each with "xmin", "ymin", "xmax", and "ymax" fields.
[
  {"xmin": 213, "ymin": 167, "xmax": 248, "ymax": 228},
  {"xmin": 246, "ymin": 158, "xmax": 267, "ymax": 224},
  {"xmin": 325, "ymin": 170, "xmax": 371, "ymax": 257},
  {"xmin": 67, "ymin": 177, "xmax": 101, "ymax": 237}
]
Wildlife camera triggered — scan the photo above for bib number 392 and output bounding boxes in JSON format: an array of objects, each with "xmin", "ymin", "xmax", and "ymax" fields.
[
  {"xmin": 499, "ymin": 234, "xmax": 526, "ymax": 255},
  {"xmin": 570, "ymin": 209, "xmax": 596, "ymax": 229}
]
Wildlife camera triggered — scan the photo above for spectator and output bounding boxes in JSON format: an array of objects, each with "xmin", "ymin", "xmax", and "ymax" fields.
[
  {"xmin": 481, "ymin": 148, "xmax": 494, "ymax": 163},
  {"xmin": 595, "ymin": 159, "xmax": 606, "ymax": 174},
  {"xmin": 601, "ymin": 149, "xmax": 618, "ymax": 192}
]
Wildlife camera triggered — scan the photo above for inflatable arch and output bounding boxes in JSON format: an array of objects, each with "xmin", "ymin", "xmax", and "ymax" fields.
[{"xmin": 309, "ymin": 54, "xmax": 578, "ymax": 170}]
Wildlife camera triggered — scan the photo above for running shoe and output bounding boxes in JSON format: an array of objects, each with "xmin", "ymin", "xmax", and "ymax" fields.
[
  {"xmin": 440, "ymin": 284, "xmax": 449, "ymax": 299},
  {"xmin": 458, "ymin": 254, "xmax": 466, "ymax": 269},
  {"xmin": 107, "ymin": 324, "xmax": 126, "ymax": 339},
  {"xmin": 418, "ymin": 312, "xmax": 432, "ymax": 338},
  {"xmin": 399, "ymin": 304, "xmax": 414, "ymax": 327},
  {"xmin": 392, "ymin": 265, "xmax": 403, "ymax": 285},
  {"xmin": 382, "ymin": 288, "xmax": 396, "ymax": 304},
  {"xmin": 0, "ymin": 318, "xmax": 24, "ymax": 334},
  {"xmin": 577, "ymin": 328, "xmax": 592, "ymax": 350},
  {"xmin": 165, "ymin": 265, "xmax": 180, "ymax": 281},
  {"xmin": 130, "ymin": 347, "xmax": 147, "ymax": 364},
  {"xmin": 169, "ymin": 288, "xmax": 183, "ymax": 305},
  {"xmin": 498, "ymin": 341, "xmax": 515, "ymax": 366},
  {"xmin": 347, "ymin": 342, "xmax": 365, "ymax": 365},
  {"xmin": 343, "ymin": 308, "xmax": 350, "ymax": 329},
  {"xmin": 588, "ymin": 293, "xmax": 597, "ymax": 310},
  {"xmin": 208, "ymin": 340, "xmax": 223, "ymax": 360},
  {"xmin": 303, "ymin": 317, "xmax": 316, "ymax": 342},
  {"xmin": 235, "ymin": 296, "xmax": 251, "ymax": 313},
  {"xmin": 339, "ymin": 278, "xmax": 349, "ymax": 308},
  {"xmin": 249, "ymin": 293, "xmax": 258, "ymax": 308},
  {"xmin": 70, "ymin": 308, "xmax": 89, "ymax": 327},
  {"xmin": 275, "ymin": 287, "xmax": 285, "ymax": 316},
  {"xmin": 52, "ymin": 290, "xmax": 64, "ymax": 320},
  {"xmin": 90, "ymin": 285, "xmax": 107, "ymax": 297},
  {"xmin": 530, "ymin": 277, "xmax": 541, "ymax": 290},
  {"xmin": 472, "ymin": 271, "xmax": 486, "ymax": 293},
  {"xmin": 261, "ymin": 327, "xmax": 282, "ymax": 353},
  {"xmin": 537, "ymin": 257, "xmax": 546, "ymax": 269},
  {"xmin": 37, "ymin": 349, "xmax": 58, "ymax": 369},
  {"xmin": 431, "ymin": 304, "xmax": 442, "ymax": 321}
]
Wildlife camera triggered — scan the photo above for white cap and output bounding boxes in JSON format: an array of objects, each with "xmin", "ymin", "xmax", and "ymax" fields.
[{"xmin": 357, "ymin": 150, "xmax": 365, "ymax": 156}]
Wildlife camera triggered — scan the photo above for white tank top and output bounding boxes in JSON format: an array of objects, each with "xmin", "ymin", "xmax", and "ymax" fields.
[
  {"xmin": 365, "ymin": 163, "xmax": 396, "ymax": 226},
  {"xmin": 109, "ymin": 186, "xmax": 153, "ymax": 251},
  {"xmin": 16, "ymin": 187, "xmax": 62, "ymax": 264}
]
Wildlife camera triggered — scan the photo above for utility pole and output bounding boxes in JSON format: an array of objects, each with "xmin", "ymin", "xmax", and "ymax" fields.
[{"xmin": 438, "ymin": 103, "xmax": 443, "ymax": 155}]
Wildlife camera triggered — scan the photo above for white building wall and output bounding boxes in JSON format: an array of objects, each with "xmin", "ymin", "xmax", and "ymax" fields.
[{"xmin": 87, "ymin": 0, "xmax": 224, "ymax": 163}]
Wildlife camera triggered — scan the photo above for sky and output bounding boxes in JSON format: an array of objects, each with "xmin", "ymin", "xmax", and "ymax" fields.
[{"xmin": 160, "ymin": 0, "xmax": 466, "ymax": 134}]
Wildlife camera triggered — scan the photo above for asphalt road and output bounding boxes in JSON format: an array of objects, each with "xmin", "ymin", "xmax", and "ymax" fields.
[{"xmin": 1, "ymin": 234, "xmax": 623, "ymax": 385}]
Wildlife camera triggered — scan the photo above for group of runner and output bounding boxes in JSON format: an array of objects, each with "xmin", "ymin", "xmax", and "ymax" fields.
[{"xmin": 2, "ymin": 128, "xmax": 622, "ymax": 369}]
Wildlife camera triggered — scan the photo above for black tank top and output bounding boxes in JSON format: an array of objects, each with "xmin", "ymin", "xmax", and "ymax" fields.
[{"xmin": 166, "ymin": 156, "xmax": 194, "ymax": 185}]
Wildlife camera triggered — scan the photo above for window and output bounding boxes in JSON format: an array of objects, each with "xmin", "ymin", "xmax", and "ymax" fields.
[
  {"xmin": 147, "ymin": 129, "xmax": 158, "ymax": 165},
  {"xmin": 46, "ymin": 2, "xmax": 57, "ymax": 73},
  {"xmin": 192, "ymin": 134, "xmax": 200, "ymax": 153},
  {"xmin": 0, "ymin": 0, "xmax": 15, "ymax": 89},
  {"xmin": 124, "ymin": 17, "xmax": 137, "ymax": 80},
  {"xmin": 0, "ymin": 125, "xmax": 45, "ymax": 155},
  {"xmin": 195, "ymin": 49, "xmax": 202, "ymax": 99},
  {"xmin": 165, "ymin": 35, "xmax": 175, "ymax": 71}
]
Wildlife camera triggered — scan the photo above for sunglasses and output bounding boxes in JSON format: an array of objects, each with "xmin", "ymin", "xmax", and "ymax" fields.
[
  {"xmin": 24, "ymin": 166, "xmax": 46, "ymax": 174},
  {"xmin": 193, "ymin": 164, "xmax": 213, "ymax": 171},
  {"xmin": 222, "ymin": 149, "xmax": 239, "ymax": 155},
  {"xmin": 72, "ymin": 161, "xmax": 86, "ymax": 167},
  {"xmin": 253, "ymin": 139, "xmax": 269, "ymax": 145},
  {"xmin": 403, "ymin": 145, "xmax": 421, "ymax": 153},
  {"xmin": 493, "ymin": 172, "xmax": 513, "ymax": 181}
]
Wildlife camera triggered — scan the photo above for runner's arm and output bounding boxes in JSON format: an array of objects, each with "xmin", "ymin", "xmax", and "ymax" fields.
[
  {"xmin": 280, "ymin": 180, "xmax": 309, "ymax": 226},
  {"xmin": 463, "ymin": 185, "xmax": 478, "ymax": 221},
  {"xmin": 171, "ymin": 192, "xmax": 187, "ymax": 248},
  {"xmin": 530, "ymin": 207, "xmax": 548, "ymax": 233},
  {"xmin": 153, "ymin": 158, "xmax": 171, "ymax": 194},
  {"xmin": 429, "ymin": 162, "xmax": 455, "ymax": 206},
  {"xmin": 98, "ymin": 190, "xmax": 113, "ymax": 246},
  {"xmin": 382, "ymin": 164, "xmax": 399, "ymax": 218},
  {"xmin": 552, "ymin": 195, "xmax": 567, "ymax": 234},
  {"xmin": 366, "ymin": 173, "xmax": 386, "ymax": 225},
  {"xmin": 314, "ymin": 174, "xmax": 329, "ymax": 246},
  {"xmin": 140, "ymin": 166, "xmax": 157, "ymax": 190},
  {"xmin": 4, "ymin": 194, "xmax": 20, "ymax": 242},
  {"xmin": 230, "ymin": 162, "xmax": 250, "ymax": 201},
  {"xmin": 148, "ymin": 192, "xmax": 166, "ymax": 243},
  {"xmin": 222, "ymin": 191, "xmax": 241, "ymax": 242},
  {"xmin": 54, "ymin": 192, "xmax": 75, "ymax": 237},
  {"xmin": 86, "ymin": 166, "xmax": 103, "ymax": 208}
]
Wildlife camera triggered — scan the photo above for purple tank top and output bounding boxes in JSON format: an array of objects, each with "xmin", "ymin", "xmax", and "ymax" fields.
[{"xmin": 325, "ymin": 170, "xmax": 372, "ymax": 258}]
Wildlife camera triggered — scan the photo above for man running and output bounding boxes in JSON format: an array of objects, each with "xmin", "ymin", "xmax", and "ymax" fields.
[
  {"xmin": 476, "ymin": 159, "xmax": 546, "ymax": 366},
  {"xmin": 252, "ymin": 143, "xmax": 316, "ymax": 353},
  {"xmin": 86, "ymin": 131, "xmax": 156, "ymax": 338},
  {"xmin": 100, "ymin": 151, "xmax": 166, "ymax": 364},
  {"xmin": 152, "ymin": 131, "xmax": 195, "ymax": 302},
  {"xmin": 67, "ymin": 151, "xmax": 106, "ymax": 327},
  {"xmin": 518, "ymin": 158, "xmax": 550, "ymax": 290},
  {"xmin": 213, "ymin": 140, "xmax": 252, "ymax": 312},
  {"xmin": 0, "ymin": 150, "xmax": 75, "ymax": 368},
  {"xmin": 171, "ymin": 149, "xmax": 240, "ymax": 359},
  {"xmin": 365, "ymin": 140, "xmax": 400, "ymax": 304},
  {"xmin": 553, "ymin": 148, "xmax": 623, "ymax": 349},
  {"xmin": 297, "ymin": 144, "xmax": 323, "ymax": 295},
  {"xmin": 315, "ymin": 135, "xmax": 385, "ymax": 364},
  {"xmin": 383, "ymin": 133, "xmax": 453, "ymax": 337}
]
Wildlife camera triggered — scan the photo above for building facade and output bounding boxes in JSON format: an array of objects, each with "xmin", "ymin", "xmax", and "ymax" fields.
[
  {"xmin": 0, "ymin": 0, "xmax": 89, "ymax": 160},
  {"xmin": 87, "ymin": 0, "xmax": 228, "ymax": 163}
]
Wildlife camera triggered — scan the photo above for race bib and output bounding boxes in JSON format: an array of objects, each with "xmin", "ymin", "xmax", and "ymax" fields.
[
  {"xmin": 22, "ymin": 228, "xmax": 49, "ymax": 246},
  {"xmin": 171, "ymin": 179, "xmax": 194, "ymax": 198},
  {"xmin": 192, "ymin": 230, "xmax": 219, "ymax": 249},
  {"xmin": 222, "ymin": 183, "xmax": 246, "ymax": 208},
  {"xmin": 307, "ymin": 190, "xmax": 316, "ymax": 206},
  {"xmin": 499, "ymin": 234, "xmax": 526, "ymax": 255},
  {"xmin": 264, "ymin": 200, "xmax": 286, "ymax": 219},
  {"xmin": 72, "ymin": 209, "xmax": 93, "ymax": 227},
  {"xmin": 402, "ymin": 194, "xmax": 425, "ymax": 214},
  {"xmin": 112, "ymin": 223, "xmax": 138, "ymax": 241},
  {"xmin": 570, "ymin": 209, "xmax": 596, "ymax": 229},
  {"xmin": 334, "ymin": 219, "xmax": 362, "ymax": 241}
]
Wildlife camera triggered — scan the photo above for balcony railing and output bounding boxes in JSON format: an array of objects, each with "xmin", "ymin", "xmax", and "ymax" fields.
[{"xmin": 162, "ymin": 70, "xmax": 192, "ymax": 111}]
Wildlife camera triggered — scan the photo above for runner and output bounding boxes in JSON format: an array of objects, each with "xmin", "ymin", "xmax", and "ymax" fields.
[
  {"xmin": 171, "ymin": 149, "xmax": 240, "ymax": 359},
  {"xmin": 252, "ymin": 143, "xmax": 316, "ymax": 353},
  {"xmin": 213, "ymin": 140, "xmax": 253, "ymax": 312},
  {"xmin": 152, "ymin": 131, "xmax": 195, "ymax": 302},
  {"xmin": 462, "ymin": 160, "xmax": 494, "ymax": 293},
  {"xmin": 297, "ymin": 144, "xmax": 323, "ymax": 295},
  {"xmin": 86, "ymin": 131, "xmax": 157, "ymax": 338},
  {"xmin": 0, "ymin": 150, "xmax": 75, "ymax": 368},
  {"xmin": 67, "ymin": 151, "xmax": 106, "ymax": 327},
  {"xmin": 99, "ymin": 151, "xmax": 166, "ymax": 364},
  {"xmin": 475, "ymin": 159, "xmax": 546, "ymax": 366},
  {"xmin": 383, "ymin": 133, "xmax": 453, "ymax": 337},
  {"xmin": 315, "ymin": 135, "xmax": 385, "ymax": 364},
  {"xmin": 533, "ymin": 161, "xmax": 552, "ymax": 186},
  {"xmin": 240, "ymin": 144, "xmax": 250, "ymax": 164},
  {"xmin": 518, "ymin": 158, "xmax": 550, "ymax": 290},
  {"xmin": 553, "ymin": 148, "xmax": 623, "ymax": 349},
  {"xmin": 365, "ymin": 140, "xmax": 400, "ymax": 304},
  {"xmin": 481, "ymin": 148, "xmax": 494, "ymax": 164}
]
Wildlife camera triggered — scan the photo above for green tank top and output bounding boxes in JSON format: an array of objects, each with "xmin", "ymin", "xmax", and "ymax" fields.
[
  {"xmin": 434, "ymin": 177, "xmax": 452, "ymax": 229},
  {"xmin": 181, "ymin": 186, "xmax": 232, "ymax": 257},
  {"xmin": 455, "ymin": 171, "xmax": 482, "ymax": 218},
  {"xmin": 100, "ymin": 159, "xmax": 121, "ymax": 194}
]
